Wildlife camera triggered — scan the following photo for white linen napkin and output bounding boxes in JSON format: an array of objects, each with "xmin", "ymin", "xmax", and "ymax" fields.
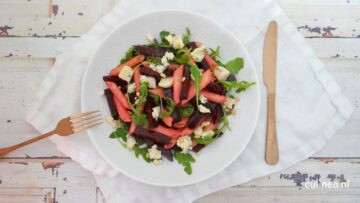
[{"xmin": 26, "ymin": 0, "xmax": 354, "ymax": 202}]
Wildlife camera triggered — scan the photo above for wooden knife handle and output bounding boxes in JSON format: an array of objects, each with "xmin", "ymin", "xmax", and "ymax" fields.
[{"xmin": 265, "ymin": 93, "xmax": 279, "ymax": 165}]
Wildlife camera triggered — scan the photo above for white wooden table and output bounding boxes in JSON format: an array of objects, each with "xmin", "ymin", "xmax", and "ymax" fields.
[{"xmin": 0, "ymin": 0, "xmax": 359, "ymax": 202}]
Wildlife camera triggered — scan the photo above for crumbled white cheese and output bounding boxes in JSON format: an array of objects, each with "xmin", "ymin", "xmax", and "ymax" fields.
[
  {"xmin": 153, "ymin": 159, "xmax": 162, "ymax": 165},
  {"xmin": 165, "ymin": 35, "xmax": 184, "ymax": 49},
  {"xmin": 150, "ymin": 64, "xmax": 167, "ymax": 75},
  {"xmin": 140, "ymin": 75, "xmax": 156, "ymax": 88},
  {"xmin": 199, "ymin": 94, "xmax": 208, "ymax": 104},
  {"xmin": 201, "ymin": 130, "xmax": 214, "ymax": 138},
  {"xmin": 147, "ymin": 145, "xmax": 162, "ymax": 160},
  {"xmin": 127, "ymin": 83, "xmax": 136, "ymax": 94},
  {"xmin": 198, "ymin": 104, "xmax": 211, "ymax": 114},
  {"xmin": 126, "ymin": 135, "xmax": 136, "ymax": 150},
  {"xmin": 190, "ymin": 46, "xmax": 206, "ymax": 62},
  {"xmin": 194, "ymin": 127, "xmax": 203, "ymax": 138},
  {"xmin": 201, "ymin": 121, "xmax": 211, "ymax": 128},
  {"xmin": 161, "ymin": 51, "xmax": 175, "ymax": 67},
  {"xmin": 98, "ymin": 89, "xmax": 105, "ymax": 96},
  {"xmin": 176, "ymin": 135, "xmax": 192, "ymax": 153},
  {"xmin": 158, "ymin": 77, "xmax": 173, "ymax": 88},
  {"xmin": 214, "ymin": 66, "xmax": 230, "ymax": 81},
  {"xmin": 146, "ymin": 34, "xmax": 155, "ymax": 44},
  {"xmin": 160, "ymin": 73, "xmax": 166, "ymax": 78},
  {"xmin": 152, "ymin": 106, "xmax": 160, "ymax": 120},
  {"xmin": 104, "ymin": 115, "xmax": 118, "ymax": 129},
  {"xmin": 118, "ymin": 66, "xmax": 134, "ymax": 83},
  {"xmin": 181, "ymin": 77, "xmax": 186, "ymax": 82},
  {"xmin": 223, "ymin": 97, "xmax": 237, "ymax": 112}
]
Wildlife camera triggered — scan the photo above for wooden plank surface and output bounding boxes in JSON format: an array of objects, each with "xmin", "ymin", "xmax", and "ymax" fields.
[{"xmin": 0, "ymin": 0, "xmax": 359, "ymax": 202}]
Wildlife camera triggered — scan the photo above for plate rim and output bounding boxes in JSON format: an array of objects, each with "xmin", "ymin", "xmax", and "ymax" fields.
[{"xmin": 81, "ymin": 9, "xmax": 261, "ymax": 187}]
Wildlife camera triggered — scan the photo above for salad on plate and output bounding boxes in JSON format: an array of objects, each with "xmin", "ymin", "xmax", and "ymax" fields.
[{"xmin": 101, "ymin": 28, "xmax": 255, "ymax": 175}]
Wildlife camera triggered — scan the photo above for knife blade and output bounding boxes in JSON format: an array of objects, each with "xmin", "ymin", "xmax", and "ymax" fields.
[{"xmin": 263, "ymin": 21, "xmax": 279, "ymax": 165}]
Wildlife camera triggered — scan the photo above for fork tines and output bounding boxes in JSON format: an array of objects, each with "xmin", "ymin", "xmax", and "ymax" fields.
[{"xmin": 70, "ymin": 110, "xmax": 103, "ymax": 133}]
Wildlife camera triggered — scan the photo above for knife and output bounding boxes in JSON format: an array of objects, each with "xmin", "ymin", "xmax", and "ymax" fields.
[{"xmin": 263, "ymin": 21, "xmax": 279, "ymax": 165}]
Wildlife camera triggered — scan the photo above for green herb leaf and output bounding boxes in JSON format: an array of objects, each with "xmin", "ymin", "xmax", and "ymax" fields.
[
  {"xmin": 174, "ymin": 151, "xmax": 196, "ymax": 175},
  {"xmin": 160, "ymin": 97, "xmax": 175, "ymax": 118},
  {"xmin": 209, "ymin": 46, "xmax": 220, "ymax": 59},
  {"xmin": 131, "ymin": 113, "xmax": 148, "ymax": 126},
  {"xmin": 220, "ymin": 81, "xmax": 256, "ymax": 93},
  {"xmin": 194, "ymin": 136, "xmax": 214, "ymax": 145},
  {"xmin": 189, "ymin": 62, "xmax": 201, "ymax": 107},
  {"xmin": 120, "ymin": 47, "xmax": 135, "ymax": 64},
  {"xmin": 160, "ymin": 31, "xmax": 170, "ymax": 43},
  {"xmin": 175, "ymin": 48, "xmax": 191, "ymax": 64},
  {"xmin": 146, "ymin": 56, "xmax": 162, "ymax": 65},
  {"xmin": 178, "ymin": 105, "xmax": 195, "ymax": 119},
  {"xmin": 109, "ymin": 125, "xmax": 129, "ymax": 142},
  {"xmin": 135, "ymin": 82, "xmax": 149, "ymax": 109},
  {"xmin": 221, "ymin": 107, "xmax": 230, "ymax": 130},
  {"xmin": 224, "ymin": 57, "xmax": 244, "ymax": 75},
  {"xmin": 134, "ymin": 145, "xmax": 150, "ymax": 162},
  {"xmin": 183, "ymin": 27, "xmax": 191, "ymax": 45}
]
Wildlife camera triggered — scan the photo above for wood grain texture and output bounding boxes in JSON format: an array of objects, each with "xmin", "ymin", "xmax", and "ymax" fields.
[{"xmin": 0, "ymin": 0, "xmax": 359, "ymax": 202}]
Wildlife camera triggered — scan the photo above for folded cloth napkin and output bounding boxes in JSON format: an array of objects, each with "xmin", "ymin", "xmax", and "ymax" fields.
[{"xmin": 27, "ymin": 0, "xmax": 354, "ymax": 202}]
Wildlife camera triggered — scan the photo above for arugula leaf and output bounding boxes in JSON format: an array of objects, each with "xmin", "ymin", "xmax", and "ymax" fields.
[
  {"xmin": 189, "ymin": 62, "xmax": 201, "ymax": 106},
  {"xmin": 209, "ymin": 46, "xmax": 220, "ymax": 59},
  {"xmin": 135, "ymin": 82, "xmax": 149, "ymax": 109},
  {"xmin": 134, "ymin": 145, "xmax": 151, "ymax": 162},
  {"xmin": 109, "ymin": 126, "xmax": 129, "ymax": 142},
  {"xmin": 183, "ymin": 27, "xmax": 191, "ymax": 45},
  {"xmin": 160, "ymin": 31, "xmax": 170, "ymax": 43},
  {"xmin": 174, "ymin": 152, "xmax": 196, "ymax": 175},
  {"xmin": 220, "ymin": 81, "xmax": 256, "ymax": 93},
  {"xmin": 175, "ymin": 48, "xmax": 191, "ymax": 64},
  {"xmin": 146, "ymin": 56, "xmax": 162, "ymax": 65},
  {"xmin": 131, "ymin": 113, "xmax": 148, "ymax": 126},
  {"xmin": 194, "ymin": 136, "xmax": 214, "ymax": 145},
  {"xmin": 120, "ymin": 47, "xmax": 134, "ymax": 64},
  {"xmin": 224, "ymin": 57, "xmax": 244, "ymax": 75},
  {"xmin": 160, "ymin": 97, "xmax": 175, "ymax": 118},
  {"xmin": 178, "ymin": 105, "xmax": 194, "ymax": 118},
  {"xmin": 221, "ymin": 107, "xmax": 230, "ymax": 130}
]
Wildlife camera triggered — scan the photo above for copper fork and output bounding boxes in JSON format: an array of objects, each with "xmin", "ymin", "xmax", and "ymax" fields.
[{"xmin": 0, "ymin": 111, "xmax": 103, "ymax": 158}]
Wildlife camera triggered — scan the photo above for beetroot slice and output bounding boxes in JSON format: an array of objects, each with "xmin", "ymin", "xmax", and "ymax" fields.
[
  {"xmin": 226, "ymin": 75, "xmax": 237, "ymax": 82},
  {"xmin": 204, "ymin": 102, "xmax": 217, "ymax": 121},
  {"xmin": 199, "ymin": 58, "xmax": 210, "ymax": 70},
  {"xmin": 144, "ymin": 98, "xmax": 158, "ymax": 129},
  {"xmin": 104, "ymin": 89, "xmax": 119, "ymax": 120},
  {"xmin": 187, "ymin": 110, "xmax": 203, "ymax": 129},
  {"xmin": 187, "ymin": 42, "xmax": 198, "ymax": 50},
  {"xmin": 206, "ymin": 82, "xmax": 226, "ymax": 95},
  {"xmin": 163, "ymin": 69, "xmax": 174, "ymax": 77},
  {"xmin": 158, "ymin": 145, "xmax": 173, "ymax": 162},
  {"xmin": 171, "ymin": 107, "xmax": 181, "ymax": 123},
  {"xmin": 134, "ymin": 45, "xmax": 168, "ymax": 57},
  {"xmin": 180, "ymin": 64, "xmax": 191, "ymax": 100},
  {"xmin": 192, "ymin": 144, "xmax": 205, "ymax": 153},
  {"xmin": 164, "ymin": 88, "xmax": 173, "ymax": 99},
  {"xmin": 215, "ymin": 104, "xmax": 224, "ymax": 123},
  {"xmin": 139, "ymin": 65, "xmax": 161, "ymax": 80},
  {"xmin": 103, "ymin": 75, "xmax": 127, "ymax": 86},
  {"xmin": 134, "ymin": 127, "xmax": 171, "ymax": 145}
]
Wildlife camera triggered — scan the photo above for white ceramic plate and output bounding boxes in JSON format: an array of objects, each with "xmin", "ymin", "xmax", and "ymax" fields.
[{"xmin": 82, "ymin": 10, "xmax": 260, "ymax": 187}]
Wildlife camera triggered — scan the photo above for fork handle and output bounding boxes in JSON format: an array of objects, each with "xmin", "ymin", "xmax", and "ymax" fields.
[
  {"xmin": 265, "ymin": 93, "xmax": 279, "ymax": 165},
  {"xmin": 0, "ymin": 130, "xmax": 56, "ymax": 158}
]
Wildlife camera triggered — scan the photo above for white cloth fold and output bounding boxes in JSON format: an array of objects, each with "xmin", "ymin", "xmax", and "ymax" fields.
[{"xmin": 27, "ymin": 0, "xmax": 354, "ymax": 202}]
